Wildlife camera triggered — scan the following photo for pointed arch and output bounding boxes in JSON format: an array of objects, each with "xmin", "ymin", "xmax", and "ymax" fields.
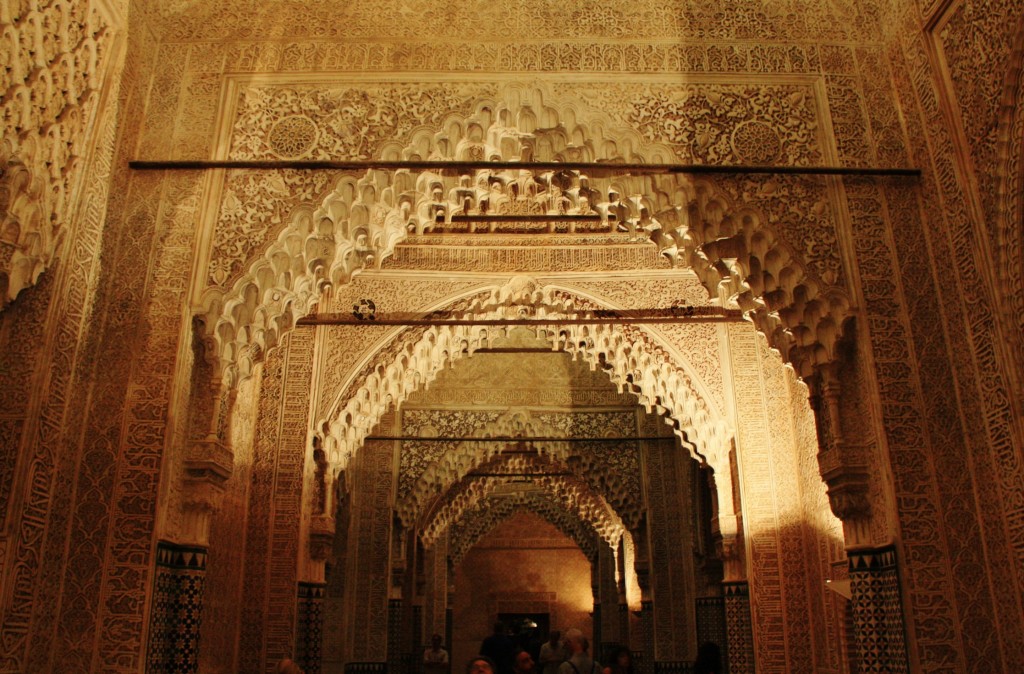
[
  {"xmin": 444, "ymin": 492, "xmax": 604, "ymax": 565},
  {"xmin": 320, "ymin": 278, "xmax": 729, "ymax": 469},
  {"xmin": 396, "ymin": 409, "xmax": 642, "ymax": 530},
  {"xmin": 198, "ymin": 84, "xmax": 851, "ymax": 388},
  {"xmin": 419, "ymin": 467, "xmax": 624, "ymax": 551}
]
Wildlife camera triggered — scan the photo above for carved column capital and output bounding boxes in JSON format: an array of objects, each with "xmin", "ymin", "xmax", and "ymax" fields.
[
  {"xmin": 185, "ymin": 436, "xmax": 233, "ymax": 485},
  {"xmin": 716, "ymin": 532, "xmax": 746, "ymax": 583},
  {"xmin": 309, "ymin": 514, "xmax": 336, "ymax": 562},
  {"xmin": 179, "ymin": 436, "xmax": 234, "ymax": 545},
  {"xmin": 820, "ymin": 459, "xmax": 873, "ymax": 547}
]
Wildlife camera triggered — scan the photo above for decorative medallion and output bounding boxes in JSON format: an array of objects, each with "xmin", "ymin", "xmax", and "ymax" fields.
[
  {"xmin": 268, "ymin": 115, "xmax": 319, "ymax": 158},
  {"xmin": 730, "ymin": 121, "xmax": 782, "ymax": 164}
]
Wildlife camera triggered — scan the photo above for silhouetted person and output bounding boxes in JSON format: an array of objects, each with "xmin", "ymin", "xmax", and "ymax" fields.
[
  {"xmin": 693, "ymin": 642, "xmax": 721, "ymax": 674},
  {"xmin": 424, "ymin": 634, "xmax": 450, "ymax": 674},
  {"xmin": 539, "ymin": 630, "xmax": 566, "ymax": 674},
  {"xmin": 602, "ymin": 647, "xmax": 632, "ymax": 674},
  {"xmin": 513, "ymin": 649, "xmax": 536, "ymax": 674},
  {"xmin": 481, "ymin": 622, "xmax": 517, "ymax": 674},
  {"xmin": 467, "ymin": 656, "xmax": 497, "ymax": 674},
  {"xmin": 276, "ymin": 658, "xmax": 304, "ymax": 674},
  {"xmin": 558, "ymin": 629, "xmax": 600, "ymax": 674}
]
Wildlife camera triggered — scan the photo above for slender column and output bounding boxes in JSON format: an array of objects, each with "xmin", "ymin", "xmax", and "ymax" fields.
[
  {"xmin": 722, "ymin": 582, "xmax": 753, "ymax": 674},
  {"xmin": 297, "ymin": 582, "xmax": 327, "ymax": 674},
  {"xmin": 638, "ymin": 600, "xmax": 654, "ymax": 674},
  {"xmin": 388, "ymin": 598, "xmax": 403, "ymax": 674},
  {"xmin": 597, "ymin": 542, "xmax": 620, "ymax": 650},
  {"xmin": 694, "ymin": 597, "xmax": 726, "ymax": 658},
  {"xmin": 146, "ymin": 372, "xmax": 233, "ymax": 674},
  {"xmin": 589, "ymin": 559, "xmax": 603, "ymax": 655},
  {"xmin": 618, "ymin": 603, "xmax": 630, "ymax": 652},
  {"xmin": 145, "ymin": 543, "xmax": 208, "ymax": 674},
  {"xmin": 617, "ymin": 539, "xmax": 630, "ymax": 650},
  {"xmin": 423, "ymin": 532, "xmax": 449, "ymax": 640},
  {"xmin": 848, "ymin": 547, "xmax": 909, "ymax": 673}
]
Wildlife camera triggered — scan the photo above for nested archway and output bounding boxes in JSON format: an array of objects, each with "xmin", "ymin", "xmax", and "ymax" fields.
[
  {"xmin": 197, "ymin": 84, "xmax": 851, "ymax": 391},
  {"xmin": 397, "ymin": 408, "xmax": 643, "ymax": 531},
  {"xmin": 418, "ymin": 453, "xmax": 626, "ymax": 549},
  {"xmin": 319, "ymin": 278, "xmax": 728, "ymax": 463},
  {"xmin": 314, "ymin": 277, "xmax": 739, "ymax": 543},
  {"xmin": 444, "ymin": 492, "xmax": 605, "ymax": 565}
]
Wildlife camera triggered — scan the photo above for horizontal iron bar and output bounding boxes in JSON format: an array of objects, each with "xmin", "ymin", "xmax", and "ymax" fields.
[
  {"xmin": 465, "ymin": 347, "xmax": 572, "ymax": 353},
  {"xmin": 297, "ymin": 313, "xmax": 744, "ymax": 327},
  {"xmin": 365, "ymin": 436, "xmax": 672, "ymax": 442},
  {"xmin": 447, "ymin": 214, "xmax": 602, "ymax": 222},
  {"xmin": 465, "ymin": 472, "xmax": 574, "ymax": 477},
  {"xmin": 128, "ymin": 159, "xmax": 921, "ymax": 177}
]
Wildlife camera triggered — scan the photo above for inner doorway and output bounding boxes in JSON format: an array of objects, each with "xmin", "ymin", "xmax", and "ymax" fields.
[{"xmin": 498, "ymin": 612, "xmax": 550, "ymax": 662}]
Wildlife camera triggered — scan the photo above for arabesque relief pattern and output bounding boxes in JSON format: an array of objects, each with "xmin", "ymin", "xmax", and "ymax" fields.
[
  {"xmin": 423, "ymin": 529, "xmax": 449, "ymax": 640},
  {"xmin": 238, "ymin": 328, "xmax": 315, "ymax": 673},
  {"xmin": 726, "ymin": 323, "xmax": 838, "ymax": 673},
  {"xmin": 644, "ymin": 437, "xmax": 698, "ymax": 661},
  {"xmin": 199, "ymin": 372, "xmax": 259, "ymax": 674},
  {"xmin": 153, "ymin": 0, "xmax": 887, "ymax": 44},
  {"xmin": 316, "ymin": 277, "xmax": 489, "ymax": 422},
  {"xmin": 938, "ymin": 0, "xmax": 1022, "ymax": 258},
  {"xmin": 844, "ymin": 176, "xmax": 976, "ymax": 671},
  {"xmin": 882, "ymin": 1, "xmax": 1024, "ymax": 663},
  {"xmin": 999, "ymin": 30, "xmax": 1024, "ymax": 380},
  {"xmin": 0, "ymin": 20, "xmax": 159, "ymax": 673},
  {"xmin": 5, "ymin": 0, "xmax": 1024, "ymax": 671},
  {"xmin": 788, "ymin": 368, "xmax": 849, "ymax": 672},
  {"xmin": 346, "ymin": 430, "xmax": 397, "ymax": 663},
  {"xmin": 569, "ymin": 277, "xmax": 725, "ymax": 414}
]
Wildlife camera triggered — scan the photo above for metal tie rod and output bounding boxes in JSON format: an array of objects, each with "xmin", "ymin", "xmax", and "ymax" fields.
[
  {"xmin": 297, "ymin": 310, "xmax": 745, "ymax": 327},
  {"xmin": 364, "ymin": 436, "xmax": 675, "ymax": 442},
  {"xmin": 129, "ymin": 159, "xmax": 920, "ymax": 177}
]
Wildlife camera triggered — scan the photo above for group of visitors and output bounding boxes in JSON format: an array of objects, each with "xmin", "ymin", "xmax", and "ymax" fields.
[
  {"xmin": 459, "ymin": 623, "xmax": 721, "ymax": 674},
  {"xmin": 464, "ymin": 625, "xmax": 626, "ymax": 674},
  {"xmin": 276, "ymin": 624, "xmax": 719, "ymax": 674}
]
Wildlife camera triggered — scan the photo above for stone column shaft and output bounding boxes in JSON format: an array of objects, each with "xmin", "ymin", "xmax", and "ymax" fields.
[
  {"xmin": 848, "ymin": 547, "xmax": 909, "ymax": 673},
  {"xmin": 145, "ymin": 542, "xmax": 208, "ymax": 674},
  {"xmin": 722, "ymin": 582, "xmax": 753, "ymax": 674},
  {"xmin": 297, "ymin": 582, "xmax": 327, "ymax": 674}
]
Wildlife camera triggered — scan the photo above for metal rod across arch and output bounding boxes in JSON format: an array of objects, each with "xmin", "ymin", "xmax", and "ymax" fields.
[
  {"xmin": 128, "ymin": 158, "xmax": 921, "ymax": 177},
  {"xmin": 363, "ymin": 436, "xmax": 676, "ymax": 442},
  {"xmin": 296, "ymin": 308, "xmax": 746, "ymax": 327}
]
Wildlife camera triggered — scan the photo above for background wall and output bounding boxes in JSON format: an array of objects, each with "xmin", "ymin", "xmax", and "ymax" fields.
[{"xmin": 451, "ymin": 512, "xmax": 594, "ymax": 671}]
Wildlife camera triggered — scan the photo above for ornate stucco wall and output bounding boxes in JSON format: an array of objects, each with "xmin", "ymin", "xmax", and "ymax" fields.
[{"xmin": 1, "ymin": 1, "xmax": 1023, "ymax": 673}]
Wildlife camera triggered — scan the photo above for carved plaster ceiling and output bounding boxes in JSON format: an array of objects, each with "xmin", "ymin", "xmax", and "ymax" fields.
[{"xmin": 149, "ymin": 0, "xmax": 886, "ymax": 43}]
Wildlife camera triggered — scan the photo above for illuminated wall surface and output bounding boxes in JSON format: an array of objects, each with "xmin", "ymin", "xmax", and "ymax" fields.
[{"xmin": 1, "ymin": 1, "xmax": 1023, "ymax": 673}]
